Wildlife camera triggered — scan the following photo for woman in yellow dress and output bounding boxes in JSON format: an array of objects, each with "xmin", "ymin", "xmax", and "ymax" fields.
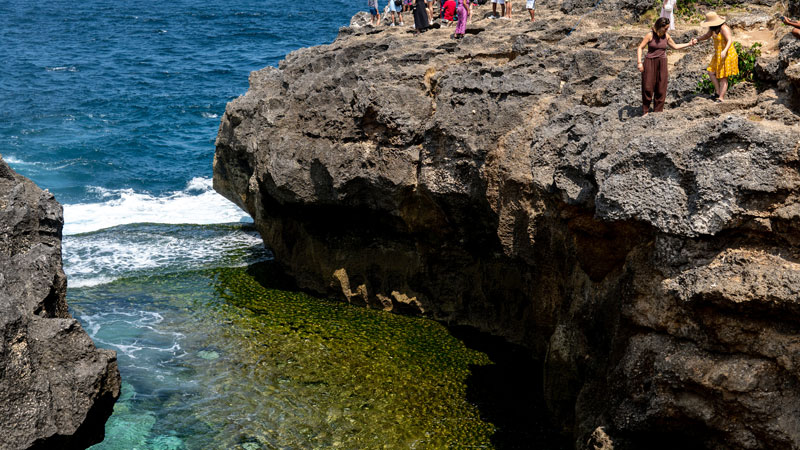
[{"xmin": 695, "ymin": 12, "xmax": 738, "ymax": 101}]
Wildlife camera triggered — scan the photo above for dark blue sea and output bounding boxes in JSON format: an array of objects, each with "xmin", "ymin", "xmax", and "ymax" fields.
[
  {"xmin": 2, "ymin": 0, "xmax": 363, "ymax": 285},
  {"xmin": 1, "ymin": 1, "xmax": 546, "ymax": 449}
]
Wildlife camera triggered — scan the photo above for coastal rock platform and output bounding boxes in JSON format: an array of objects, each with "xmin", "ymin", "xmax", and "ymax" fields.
[
  {"xmin": 215, "ymin": 4, "xmax": 800, "ymax": 448},
  {"xmin": 0, "ymin": 157, "xmax": 120, "ymax": 449}
]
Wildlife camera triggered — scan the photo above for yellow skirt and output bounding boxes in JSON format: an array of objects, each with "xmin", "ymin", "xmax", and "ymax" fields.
[{"xmin": 707, "ymin": 44, "xmax": 739, "ymax": 79}]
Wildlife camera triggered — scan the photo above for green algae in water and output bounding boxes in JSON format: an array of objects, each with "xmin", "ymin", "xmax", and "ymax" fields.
[{"xmin": 72, "ymin": 265, "xmax": 496, "ymax": 449}]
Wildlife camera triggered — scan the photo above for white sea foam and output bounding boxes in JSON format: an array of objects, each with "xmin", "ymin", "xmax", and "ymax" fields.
[
  {"xmin": 63, "ymin": 222, "xmax": 270, "ymax": 287},
  {"xmin": 63, "ymin": 177, "xmax": 250, "ymax": 235},
  {"xmin": 3, "ymin": 155, "xmax": 26, "ymax": 165},
  {"xmin": 45, "ymin": 66, "xmax": 78, "ymax": 72},
  {"xmin": 79, "ymin": 310, "xmax": 184, "ymax": 360},
  {"xmin": 2, "ymin": 154, "xmax": 88, "ymax": 170},
  {"xmin": 201, "ymin": 112, "xmax": 219, "ymax": 119},
  {"xmin": 70, "ymin": 275, "xmax": 117, "ymax": 289}
]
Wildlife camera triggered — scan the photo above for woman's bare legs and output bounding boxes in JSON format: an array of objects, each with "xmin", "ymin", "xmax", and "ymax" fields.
[
  {"xmin": 718, "ymin": 77, "xmax": 728, "ymax": 101},
  {"xmin": 709, "ymin": 72, "xmax": 720, "ymax": 97}
]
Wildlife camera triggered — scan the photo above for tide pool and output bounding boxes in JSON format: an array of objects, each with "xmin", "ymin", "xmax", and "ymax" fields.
[{"xmin": 70, "ymin": 264, "xmax": 497, "ymax": 449}]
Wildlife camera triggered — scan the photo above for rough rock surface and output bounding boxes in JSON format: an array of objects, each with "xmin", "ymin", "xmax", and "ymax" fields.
[
  {"xmin": 215, "ymin": 4, "xmax": 800, "ymax": 449},
  {"xmin": 0, "ymin": 156, "xmax": 120, "ymax": 449}
]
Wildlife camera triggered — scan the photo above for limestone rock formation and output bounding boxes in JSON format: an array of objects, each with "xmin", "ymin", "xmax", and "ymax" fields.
[
  {"xmin": 0, "ymin": 156, "xmax": 120, "ymax": 449},
  {"xmin": 214, "ymin": 4, "xmax": 800, "ymax": 448}
]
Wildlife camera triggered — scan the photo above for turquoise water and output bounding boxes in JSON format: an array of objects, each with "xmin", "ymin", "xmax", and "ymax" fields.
[{"xmin": 70, "ymin": 265, "xmax": 499, "ymax": 448}]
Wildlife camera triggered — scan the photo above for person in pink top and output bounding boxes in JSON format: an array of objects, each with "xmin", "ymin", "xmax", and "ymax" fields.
[{"xmin": 454, "ymin": 0, "xmax": 471, "ymax": 38}]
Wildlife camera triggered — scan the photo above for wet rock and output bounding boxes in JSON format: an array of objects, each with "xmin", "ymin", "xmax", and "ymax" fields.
[{"xmin": 0, "ymin": 156, "xmax": 120, "ymax": 449}]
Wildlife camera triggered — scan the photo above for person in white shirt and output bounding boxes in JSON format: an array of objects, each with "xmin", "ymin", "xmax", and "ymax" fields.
[
  {"xmin": 660, "ymin": 0, "xmax": 675, "ymax": 30},
  {"xmin": 526, "ymin": 0, "xmax": 534, "ymax": 21}
]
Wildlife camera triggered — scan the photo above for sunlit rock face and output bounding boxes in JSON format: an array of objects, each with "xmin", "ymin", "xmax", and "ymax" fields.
[
  {"xmin": 215, "ymin": 6, "xmax": 800, "ymax": 448},
  {"xmin": 0, "ymin": 156, "xmax": 120, "ymax": 449}
]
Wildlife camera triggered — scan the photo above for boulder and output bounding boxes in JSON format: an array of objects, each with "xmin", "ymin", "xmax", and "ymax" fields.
[
  {"xmin": 215, "ymin": 6, "xmax": 800, "ymax": 449},
  {"xmin": 0, "ymin": 156, "xmax": 120, "ymax": 449}
]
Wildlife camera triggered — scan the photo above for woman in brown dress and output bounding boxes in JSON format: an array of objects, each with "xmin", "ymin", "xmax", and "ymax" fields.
[{"xmin": 636, "ymin": 17, "xmax": 695, "ymax": 115}]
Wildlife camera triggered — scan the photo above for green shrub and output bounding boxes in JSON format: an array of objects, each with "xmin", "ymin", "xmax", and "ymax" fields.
[
  {"xmin": 676, "ymin": 0, "xmax": 699, "ymax": 20},
  {"xmin": 730, "ymin": 41, "xmax": 761, "ymax": 84},
  {"xmin": 696, "ymin": 73, "xmax": 715, "ymax": 94},
  {"xmin": 695, "ymin": 41, "xmax": 762, "ymax": 94}
]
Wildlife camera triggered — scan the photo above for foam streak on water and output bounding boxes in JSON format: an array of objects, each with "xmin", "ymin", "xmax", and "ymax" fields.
[
  {"xmin": 63, "ymin": 222, "xmax": 271, "ymax": 287},
  {"xmin": 63, "ymin": 177, "xmax": 249, "ymax": 235}
]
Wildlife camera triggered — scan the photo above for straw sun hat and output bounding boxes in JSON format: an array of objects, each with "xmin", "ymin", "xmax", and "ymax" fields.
[{"xmin": 701, "ymin": 11, "xmax": 726, "ymax": 27}]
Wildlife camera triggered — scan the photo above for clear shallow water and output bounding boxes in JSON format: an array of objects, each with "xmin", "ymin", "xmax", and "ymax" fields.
[{"xmin": 70, "ymin": 265, "xmax": 497, "ymax": 449}]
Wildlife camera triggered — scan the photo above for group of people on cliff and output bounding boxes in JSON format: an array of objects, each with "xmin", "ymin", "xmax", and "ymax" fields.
[
  {"xmin": 637, "ymin": 11, "xmax": 739, "ymax": 114},
  {"xmin": 369, "ymin": 0, "xmax": 800, "ymax": 112},
  {"xmin": 368, "ymin": 0, "xmax": 535, "ymax": 36},
  {"xmin": 639, "ymin": 6, "xmax": 800, "ymax": 114}
]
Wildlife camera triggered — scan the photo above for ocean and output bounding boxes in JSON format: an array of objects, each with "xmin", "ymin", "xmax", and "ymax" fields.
[
  {"xmin": 1, "ymin": 0, "xmax": 361, "ymax": 288},
  {"xmin": 1, "ymin": 1, "xmax": 556, "ymax": 448}
]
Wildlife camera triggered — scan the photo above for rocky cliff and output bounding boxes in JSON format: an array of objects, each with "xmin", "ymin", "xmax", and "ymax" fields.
[
  {"xmin": 214, "ymin": 3, "xmax": 800, "ymax": 448},
  {"xmin": 0, "ymin": 156, "xmax": 120, "ymax": 449}
]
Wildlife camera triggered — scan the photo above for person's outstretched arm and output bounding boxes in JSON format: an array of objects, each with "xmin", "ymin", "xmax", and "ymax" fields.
[
  {"xmin": 666, "ymin": 33, "xmax": 693, "ymax": 50},
  {"xmin": 783, "ymin": 16, "xmax": 800, "ymax": 28},
  {"xmin": 696, "ymin": 29, "xmax": 713, "ymax": 42}
]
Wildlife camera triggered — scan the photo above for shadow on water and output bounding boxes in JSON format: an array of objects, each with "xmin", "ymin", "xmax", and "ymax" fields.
[
  {"xmin": 242, "ymin": 261, "xmax": 571, "ymax": 448},
  {"xmin": 245, "ymin": 260, "xmax": 300, "ymax": 291},
  {"xmin": 448, "ymin": 326, "xmax": 572, "ymax": 450}
]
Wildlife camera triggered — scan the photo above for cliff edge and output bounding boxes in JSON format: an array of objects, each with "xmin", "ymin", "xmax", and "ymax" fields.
[
  {"xmin": 0, "ymin": 156, "xmax": 120, "ymax": 449},
  {"xmin": 214, "ymin": 3, "xmax": 800, "ymax": 448}
]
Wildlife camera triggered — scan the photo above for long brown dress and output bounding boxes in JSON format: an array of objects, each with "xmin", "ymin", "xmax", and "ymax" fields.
[
  {"xmin": 641, "ymin": 33, "xmax": 668, "ymax": 113},
  {"xmin": 413, "ymin": 0, "xmax": 429, "ymax": 30}
]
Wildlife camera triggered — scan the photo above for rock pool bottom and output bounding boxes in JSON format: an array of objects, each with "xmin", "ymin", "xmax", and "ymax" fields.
[{"xmin": 69, "ymin": 263, "xmax": 563, "ymax": 449}]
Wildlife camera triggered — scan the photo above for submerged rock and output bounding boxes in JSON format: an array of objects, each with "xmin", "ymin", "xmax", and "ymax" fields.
[
  {"xmin": 214, "ymin": 3, "xmax": 800, "ymax": 448},
  {"xmin": 0, "ymin": 156, "xmax": 120, "ymax": 449}
]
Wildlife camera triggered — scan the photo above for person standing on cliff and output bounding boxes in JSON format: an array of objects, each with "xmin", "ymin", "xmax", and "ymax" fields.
[
  {"xmin": 526, "ymin": 0, "xmax": 535, "ymax": 21},
  {"xmin": 442, "ymin": 0, "xmax": 456, "ymax": 25},
  {"xmin": 413, "ymin": 0, "xmax": 430, "ymax": 31},
  {"xmin": 454, "ymin": 0, "xmax": 471, "ymax": 38},
  {"xmin": 403, "ymin": 0, "xmax": 414, "ymax": 19},
  {"xmin": 368, "ymin": 0, "xmax": 381, "ymax": 26},
  {"xmin": 491, "ymin": 0, "xmax": 505, "ymax": 18},
  {"xmin": 694, "ymin": 12, "xmax": 739, "ymax": 102},
  {"xmin": 660, "ymin": 0, "xmax": 676, "ymax": 30},
  {"xmin": 388, "ymin": 0, "xmax": 404, "ymax": 26},
  {"xmin": 636, "ymin": 17, "xmax": 696, "ymax": 115}
]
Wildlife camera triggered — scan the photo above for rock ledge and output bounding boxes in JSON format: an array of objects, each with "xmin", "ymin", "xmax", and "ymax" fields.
[{"xmin": 0, "ymin": 157, "xmax": 120, "ymax": 449}]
